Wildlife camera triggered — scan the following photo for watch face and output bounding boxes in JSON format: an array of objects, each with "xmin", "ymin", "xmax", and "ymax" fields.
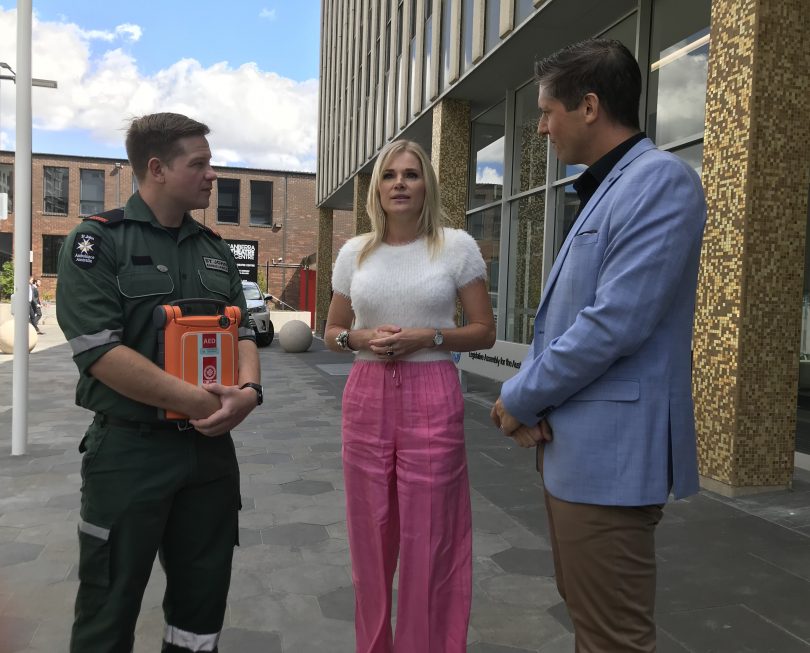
[{"xmin": 434, "ymin": 330, "xmax": 444, "ymax": 346}]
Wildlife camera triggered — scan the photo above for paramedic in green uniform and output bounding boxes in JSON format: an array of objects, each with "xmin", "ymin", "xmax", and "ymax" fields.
[{"xmin": 56, "ymin": 113, "xmax": 263, "ymax": 653}]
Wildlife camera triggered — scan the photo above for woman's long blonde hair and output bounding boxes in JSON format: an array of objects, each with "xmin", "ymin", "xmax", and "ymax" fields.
[{"xmin": 357, "ymin": 139, "xmax": 444, "ymax": 265}]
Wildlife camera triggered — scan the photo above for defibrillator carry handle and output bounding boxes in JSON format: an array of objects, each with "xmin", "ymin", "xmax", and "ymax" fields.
[{"xmin": 152, "ymin": 298, "xmax": 229, "ymax": 329}]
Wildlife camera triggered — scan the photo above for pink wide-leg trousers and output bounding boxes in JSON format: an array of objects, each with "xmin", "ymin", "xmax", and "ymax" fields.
[{"xmin": 342, "ymin": 360, "xmax": 472, "ymax": 653}]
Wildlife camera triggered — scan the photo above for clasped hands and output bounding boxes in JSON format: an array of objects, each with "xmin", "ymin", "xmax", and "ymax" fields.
[
  {"xmin": 368, "ymin": 324, "xmax": 430, "ymax": 359},
  {"xmin": 190, "ymin": 383, "xmax": 257, "ymax": 437},
  {"xmin": 490, "ymin": 397, "xmax": 553, "ymax": 448}
]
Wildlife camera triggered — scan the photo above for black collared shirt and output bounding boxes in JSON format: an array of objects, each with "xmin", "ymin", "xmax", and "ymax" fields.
[{"xmin": 572, "ymin": 132, "xmax": 647, "ymax": 217}]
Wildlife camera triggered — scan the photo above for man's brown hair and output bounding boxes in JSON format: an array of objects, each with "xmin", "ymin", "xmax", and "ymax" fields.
[{"xmin": 125, "ymin": 112, "xmax": 210, "ymax": 182}]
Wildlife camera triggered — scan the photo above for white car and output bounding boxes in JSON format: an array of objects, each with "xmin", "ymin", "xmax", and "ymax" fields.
[{"xmin": 241, "ymin": 280, "xmax": 274, "ymax": 347}]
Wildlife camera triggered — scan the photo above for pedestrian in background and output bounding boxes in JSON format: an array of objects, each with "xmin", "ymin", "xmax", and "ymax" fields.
[
  {"xmin": 325, "ymin": 139, "xmax": 496, "ymax": 652},
  {"xmin": 29, "ymin": 277, "xmax": 43, "ymax": 335},
  {"xmin": 491, "ymin": 39, "xmax": 707, "ymax": 652},
  {"xmin": 57, "ymin": 112, "xmax": 263, "ymax": 652}
]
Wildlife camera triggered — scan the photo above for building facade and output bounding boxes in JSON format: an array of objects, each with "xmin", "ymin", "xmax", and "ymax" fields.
[
  {"xmin": 0, "ymin": 152, "xmax": 354, "ymax": 308},
  {"xmin": 315, "ymin": 0, "xmax": 810, "ymax": 494}
]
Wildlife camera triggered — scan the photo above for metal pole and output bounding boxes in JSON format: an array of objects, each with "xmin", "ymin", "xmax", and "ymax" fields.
[{"xmin": 11, "ymin": 0, "xmax": 32, "ymax": 456}]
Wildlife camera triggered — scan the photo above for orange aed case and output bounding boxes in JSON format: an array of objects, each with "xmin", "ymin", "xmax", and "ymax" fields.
[{"xmin": 153, "ymin": 299, "xmax": 241, "ymax": 421}]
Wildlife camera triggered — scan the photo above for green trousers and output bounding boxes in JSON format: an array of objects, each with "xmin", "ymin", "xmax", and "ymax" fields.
[{"xmin": 71, "ymin": 416, "xmax": 240, "ymax": 653}]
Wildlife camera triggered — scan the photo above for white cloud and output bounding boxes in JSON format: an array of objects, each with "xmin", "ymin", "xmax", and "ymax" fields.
[
  {"xmin": 259, "ymin": 8, "xmax": 277, "ymax": 20},
  {"xmin": 0, "ymin": 8, "xmax": 318, "ymax": 171},
  {"xmin": 115, "ymin": 24, "xmax": 143, "ymax": 42},
  {"xmin": 476, "ymin": 166, "xmax": 503, "ymax": 186},
  {"xmin": 79, "ymin": 23, "xmax": 143, "ymax": 43}
]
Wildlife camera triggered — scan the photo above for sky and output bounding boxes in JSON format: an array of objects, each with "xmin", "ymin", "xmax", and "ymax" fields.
[{"xmin": 0, "ymin": 1, "xmax": 322, "ymax": 171}]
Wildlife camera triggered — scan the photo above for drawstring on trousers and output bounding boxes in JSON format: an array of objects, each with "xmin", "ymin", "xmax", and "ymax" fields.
[{"xmin": 385, "ymin": 361, "xmax": 402, "ymax": 387}]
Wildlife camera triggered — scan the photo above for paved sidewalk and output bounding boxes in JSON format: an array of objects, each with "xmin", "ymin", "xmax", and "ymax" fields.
[{"xmin": 0, "ymin": 313, "xmax": 809, "ymax": 652}]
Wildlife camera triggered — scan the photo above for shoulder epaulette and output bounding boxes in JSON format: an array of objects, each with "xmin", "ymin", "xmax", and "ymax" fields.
[
  {"xmin": 83, "ymin": 208, "xmax": 125, "ymax": 226},
  {"xmin": 198, "ymin": 222, "xmax": 222, "ymax": 240}
]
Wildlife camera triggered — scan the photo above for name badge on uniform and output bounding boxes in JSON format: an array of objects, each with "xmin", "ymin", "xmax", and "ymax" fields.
[
  {"xmin": 72, "ymin": 233, "xmax": 101, "ymax": 269},
  {"xmin": 203, "ymin": 257, "xmax": 228, "ymax": 273}
]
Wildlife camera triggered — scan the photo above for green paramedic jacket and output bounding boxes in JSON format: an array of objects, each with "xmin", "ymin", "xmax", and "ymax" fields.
[{"xmin": 56, "ymin": 192, "xmax": 255, "ymax": 422}]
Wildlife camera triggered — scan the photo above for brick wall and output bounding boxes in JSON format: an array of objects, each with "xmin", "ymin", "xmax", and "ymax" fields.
[{"xmin": 0, "ymin": 151, "xmax": 355, "ymax": 307}]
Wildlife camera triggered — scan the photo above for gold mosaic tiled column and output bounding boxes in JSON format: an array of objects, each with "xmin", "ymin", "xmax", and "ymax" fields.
[
  {"xmin": 315, "ymin": 207, "xmax": 334, "ymax": 337},
  {"xmin": 353, "ymin": 173, "xmax": 372, "ymax": 236},
  {"xmin": 693, "ymin": 0, "xmax": 810, "ymax": 494},
  {"xmin": 431, "ymin": 98, "xmax": 471, "ymax": 230}
]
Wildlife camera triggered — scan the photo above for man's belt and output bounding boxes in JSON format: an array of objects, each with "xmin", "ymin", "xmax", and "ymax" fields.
[{"xmin": 95, "ymin": 414, "xmax": 194, "ymax": 432}]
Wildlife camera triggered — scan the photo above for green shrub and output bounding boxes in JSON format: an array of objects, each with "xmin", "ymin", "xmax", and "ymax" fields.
[{"xmin": 0, "ymin": 261, "xmax": 13, "ymax": 300}]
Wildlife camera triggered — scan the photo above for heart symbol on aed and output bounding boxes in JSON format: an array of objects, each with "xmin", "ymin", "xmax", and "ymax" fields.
[{"xmin": 203, "ymin": 365, "xmax": 217, "ymax": 381}]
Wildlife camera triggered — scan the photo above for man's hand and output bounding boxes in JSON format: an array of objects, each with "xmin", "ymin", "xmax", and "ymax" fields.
[
  {"xmin": 190, "ymin": 384, "xmax": 258, "ymax": 437},
  {"xmin": 510, "ymin": 420, "xmax": 553, "ymax": 448},
  {"xmin": 491, "ymin": 397, "xmax": 521, "ymax": 435}
]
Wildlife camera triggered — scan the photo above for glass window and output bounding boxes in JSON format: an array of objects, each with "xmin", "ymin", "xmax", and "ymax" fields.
[
  {"xmin": 506, "ymin": 192, "xmax": 545, "ymax": 344},
  {"xmin": 515, "ymin": 0, "xmax": 534, "ymax": 25},
  {"xmin": 470, "ymin": 102, "xmax": 505, "ymax": 209},
  {"xmin": 79, "ymin": 169, "xmax": 104, "ymax": 216},
  {"xmin": 462, "ymin": 0, "xmax": 475, "ymax": 71},
  {"xmin": 0, "ymin": 163, "xmax": 12, "ymax": 213},
  {"xmin": 217, "ymin": 178, "xmax": 240, "ymax": 224},
  {"xmin": 409, "ymin": 14, "xmax": 418, "ymax": 117},
  {"xmin": 44, "ymin": 167, "xmax": 69, "ymax": 214},
  {"xmin": 647, "ymin": 0, "xmax": 711, "ymax": 146},
  {"xmin": 467, "ymin": 205, "xmax": 500, "ymax": 313},
  {"xmin": 250, "ymin": 180, "xmax": 273, "ymax": 226},
  {"xmin": 485, "ymin": 0, "xmax": 501, "ymax": 52},
  {"xmin": 423, "ymin": 10, "xmax": 433, "ymax": 104},
  {"xmin": 396, "ymin": 2, "xmax": 404, "ymax": 128},
  {"xmin": 42, "ymin": 235, "xmax": 66, "ymax": 275},
  {"xmin": 512, "ymin": 82, "xmax": 548, "ymax": 193},
  {"xmin": 600, "ymin": 11, "xmax": 637, "ymax": 49},
  {"xmin": 672, "ymin": 141, "xmax": 704, "ymax": 177},
  {"xmin": 440, "ymin": 0, "xmax": 452, "ymax": 89}
]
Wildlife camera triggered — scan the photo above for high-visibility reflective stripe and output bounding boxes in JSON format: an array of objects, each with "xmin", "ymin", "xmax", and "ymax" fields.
[
  {"xmin": 78, "ymin": 519, "xmax": 110, "ymax": 541},
  {"xmin": 238, "ymin": 327, "xmax": 254, "ymax": 339},
  {"xmin": 69, "ymin": 329, "xmax": 123, "ymax": 355},
  {"xmin": 164, "ymin": 625, "xmax": 220, "ymax": 652}
]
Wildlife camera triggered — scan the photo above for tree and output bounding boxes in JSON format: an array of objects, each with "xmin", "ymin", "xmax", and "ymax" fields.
[{"xmin": 0, "ymin": 261, "xmax": 13, "ymax": 300}]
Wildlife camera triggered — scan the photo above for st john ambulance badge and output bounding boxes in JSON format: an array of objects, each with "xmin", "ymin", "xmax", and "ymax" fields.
[{"xmin": 72, "ymin": 233, "xmax": 101, "ymax": 269}]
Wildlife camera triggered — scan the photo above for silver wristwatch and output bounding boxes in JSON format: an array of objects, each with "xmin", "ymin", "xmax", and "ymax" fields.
[
  {"xmin": 432, "ymin": 329, "xmax": 444, "ymax": 347},
  {"xmin": 336, "ymin": 329, "xmax": 353, "ymax": 351}
]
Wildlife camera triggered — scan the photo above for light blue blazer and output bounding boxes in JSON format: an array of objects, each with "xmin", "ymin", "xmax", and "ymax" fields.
[{"xmin": 501, "ymin": 138, "xmax": 706, "ymax": 506}]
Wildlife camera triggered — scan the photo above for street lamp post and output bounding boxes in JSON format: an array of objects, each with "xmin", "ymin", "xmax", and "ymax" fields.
[{"xmin": 3, "ymin": 3, "xmax": 59, "ymax": 456}]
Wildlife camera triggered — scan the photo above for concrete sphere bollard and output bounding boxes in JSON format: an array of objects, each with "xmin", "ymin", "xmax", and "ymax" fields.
[
  {"xmin": 278, "ymin": 319, "xmax": 313, "ymax": 353},
  {"xmin": 0, "ymin": 319, "xmax": 38, "ymax": 354}
]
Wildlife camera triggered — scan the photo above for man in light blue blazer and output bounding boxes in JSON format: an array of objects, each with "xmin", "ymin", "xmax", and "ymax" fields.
[{"xmin": 491, "ymin": 39, "xmax": 706, "ymax": 652}]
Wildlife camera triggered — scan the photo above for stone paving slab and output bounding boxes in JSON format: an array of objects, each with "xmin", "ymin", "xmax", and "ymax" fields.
[{"xmin": 0, "ymin": 329, "xmax": 809, "ymax": 651}]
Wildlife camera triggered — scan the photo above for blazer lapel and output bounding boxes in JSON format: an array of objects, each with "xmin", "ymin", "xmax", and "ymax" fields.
[{"xmin": 535, "ymin": 138, "xmax": 657, "ymax": 318}]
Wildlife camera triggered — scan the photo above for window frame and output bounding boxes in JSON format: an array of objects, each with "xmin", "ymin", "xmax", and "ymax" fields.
[
  {"xmin": 79, "ymin": 168, "xmax": 105, "ymax": 217},
  {"xmin": 217, "ymin": 178, "xmax": 241, "ymax": 224},
  {"xmin": 249, "ymin": 180, "xmax": 274, "ymax": 226},
  {"xmin": 43, "ymin": 166, "xmax": 70, "ymax": 215}
]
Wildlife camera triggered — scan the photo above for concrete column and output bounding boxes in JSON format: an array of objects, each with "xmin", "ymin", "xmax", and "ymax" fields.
[
  {"xmin": 315, "ymin": 206, "xmax": 334, "ymax": 338},
  {"xmin": 353, "ymin": 173, "xmax": 372, "ymax": 235},
  {"xmin": 431, "ymin": 98, "xmax": 470, "ymax": 230},
  {"xmin": 693, "ymin": 0, "xmax": 810, "ymax": 494}
]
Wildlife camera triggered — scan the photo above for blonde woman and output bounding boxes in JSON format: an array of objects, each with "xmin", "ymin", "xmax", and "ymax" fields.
[{"xmin": 326, "ymin": 139, "xmax": 495, "ymax": 652}]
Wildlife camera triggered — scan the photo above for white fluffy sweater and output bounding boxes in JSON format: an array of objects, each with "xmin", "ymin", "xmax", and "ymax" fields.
[{"xmin": 332, "ymin": 228, "xmax": 487, "ymax": 362}]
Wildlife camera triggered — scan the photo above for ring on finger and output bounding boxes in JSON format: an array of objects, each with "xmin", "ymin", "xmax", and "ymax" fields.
[{"xmin": 386, "ymin": 348, "xmax": 394, "ymax": 357}]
